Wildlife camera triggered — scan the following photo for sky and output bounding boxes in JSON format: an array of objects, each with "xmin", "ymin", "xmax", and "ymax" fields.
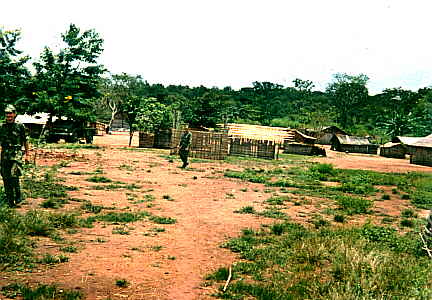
[{"xmin": 2, "ymin": 0, "xmax": 432, "ymax": 94}]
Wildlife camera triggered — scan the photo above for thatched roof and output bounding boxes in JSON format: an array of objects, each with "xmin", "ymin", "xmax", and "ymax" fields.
[
  {"xmin": 225, "ymin": 123, "xmax": 294, "ymax": 143},
  {"xmin": 332, "ymin": 134, "xmax": 376, "ymax": 146}
]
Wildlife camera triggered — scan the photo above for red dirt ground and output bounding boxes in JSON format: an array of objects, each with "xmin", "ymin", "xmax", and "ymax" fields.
[{"xmin": 1, "ymin": 133, "xmax": 431, "ymax": 300}]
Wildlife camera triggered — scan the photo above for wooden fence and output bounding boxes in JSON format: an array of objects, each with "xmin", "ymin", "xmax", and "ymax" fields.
[
  {"xmin": 170, "ymin": 129, "xmax": 230, "ymax": 160},
  {"xmin": 230, "ymin": 138, "xmax": 279, "ymax": 159}
]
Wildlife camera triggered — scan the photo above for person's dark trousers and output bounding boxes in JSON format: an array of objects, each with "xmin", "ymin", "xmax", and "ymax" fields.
[
  {"xmin": 179, "ymin": 149, "xmax": 189, "ymax": 168},
  {"xmin": 2, "ymin": 177, "xmax": 20, "ymax": 207}
]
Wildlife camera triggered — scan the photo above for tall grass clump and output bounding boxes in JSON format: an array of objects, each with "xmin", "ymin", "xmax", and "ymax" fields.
[{"xmin": 213, "ymin": 222, "xmax": 432, "ymax": 299}]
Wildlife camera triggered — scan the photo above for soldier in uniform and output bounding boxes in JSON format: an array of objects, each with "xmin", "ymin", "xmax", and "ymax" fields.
[
  {"xmin": 178, "ymin": 128, "xmax": 192, "ymax": 168},
  {"xmin": 0, "ymin": 105, "xmax": 29, "ymax": 207}
]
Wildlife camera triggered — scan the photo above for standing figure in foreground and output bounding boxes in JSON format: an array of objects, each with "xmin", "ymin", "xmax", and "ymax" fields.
[
  {"xmin": 0, "ymin": 105, "xmax": 29, "ymax": 207},
  {"xmin": 178, "ymin": 128, "xmax": 192, "ymax": 168}
]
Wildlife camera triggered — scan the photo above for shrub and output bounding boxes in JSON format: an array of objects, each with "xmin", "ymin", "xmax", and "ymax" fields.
[{"xmin": 336, "ymin": 195, "xmax": 373, "ymax": 215}]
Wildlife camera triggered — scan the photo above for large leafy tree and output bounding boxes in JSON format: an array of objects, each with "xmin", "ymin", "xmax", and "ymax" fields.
[
  {"xmin": 30, "ymin": 24, "xmax": 105, "ymax": 123},
  {"xmin": 0, "ymin": 28, "xmax": 30, "ymax": 111},
  {"xmin": 326, "ymin": 73, "xmax": 369, "ymax": 129}
]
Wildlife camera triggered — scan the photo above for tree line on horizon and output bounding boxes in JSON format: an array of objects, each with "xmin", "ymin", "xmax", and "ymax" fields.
[{"xmin": 1, "ymin": 24, "xmax": 431, "ymax": 143}]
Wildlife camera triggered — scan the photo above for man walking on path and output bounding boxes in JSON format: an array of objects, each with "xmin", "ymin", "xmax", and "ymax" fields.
[
  {"xmin": 0, "ymin": 104, "xmax": 29, "ymax": 207},
  {"xmin": 178, "ymin": 128, "xmax": 192, "ymax": 168}
]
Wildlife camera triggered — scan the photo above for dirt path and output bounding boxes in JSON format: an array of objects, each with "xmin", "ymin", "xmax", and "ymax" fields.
[{"xmin": 2, "ymin": 133, "xmax": 431, "ymax": 300}]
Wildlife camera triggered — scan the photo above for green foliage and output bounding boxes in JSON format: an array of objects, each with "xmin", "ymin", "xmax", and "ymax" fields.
[
  {"xmin": 86, "ymin": 175, "xmax": 112, "ymax": 183},
  {"xmin": 326, "ymin": 73, "xmax": 369, "ymax": 128},
  {"xmin": 1, "ymin": 283, "xmax": 83, "ymax": 300},
  {"xmin": 30, "ymin": 24, "xmax": 105, "ymax": 122},
  {"xmin": 215, "ymin": 223, "xmax": 431, "ymax": 300},
  {"xmin": 115, "ymin": 279, "xmax": 129, "ymax": 288},
  {"xmin": 135, "ymin": 97, "xmax": 169, "ymax": 133},
  {"xmin": 0, "ymin": 28, "xmax": 30, "ymax": 109},
  {"xmin": 149, "ymin": 215, "xmax": 177, "ymax": 224},
  {"xmin": 336, "ymin": 195, "xmax": 373, "ymax": 215},
  {"xmin": 235, "ymin": 206, "xmax": 256, "ymax": 214},
  {"xmin": 96, "ymin": 211, "xmax": 150, "ymax": 223}
]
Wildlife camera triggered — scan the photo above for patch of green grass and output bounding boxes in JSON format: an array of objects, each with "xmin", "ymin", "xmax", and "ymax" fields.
[
  {"xmin": 40, "ymin": 197, "xmax": 69, "ymax": 209},
  {"xmin": 80, "ymin": 201, "xmax": 105, "ymax": 214},
  {"xmin": 23, "ymin": 166, "xmax": 72, "ymax": 202},
  {"xmin": 60, "ymin": 245, "xmax": 78, "ymax": 253},
  {"xmin": 90, "ymin": 183, "xmax": 141, "ymax": 190},
  {"xmin": 1, "ymin": 283, "xmax": 83, "ymax": 300},
  {"xmin": 258, "ymin": 209, "xmax": 288, "ymax": 220},
  {"xmin": 266, "ymin": 195, "xmax": 290, "ymax": 205},
  {"xmin": 115, "ymin": 279, "xmax": 129, "ymax": 287},
  {"xmin": 381, "ymin": 194, "xmax": 391, "ymax": 200},
  {"xmin": 39, "ymin": 253, "xmax": 69, "ymax": 264},
  {"xmin": 213, "ymin": 222, "xmax": 431, "ymax": 300},
  {"xmin": 400, "ymin": 219, "xmax": 415, "ymax": 228},
  {"xmin": 118, "ymin": 164, "xmax": 135, "ymax": 171},
  {"xmin": 401, "ymin": 208, "xmax": 417, "ymax": 218},
  {"xmin": 333, "ymin": 214, "xmax": 345, "ymax": 223},
  {"xmin": 149, "ymin": 215, "xmax": 177, "ymax": 224},
  {"xmin": 150, "ymin": 245, "xmax": 163, "ymax": 251},
  {"xmin": 96, "ymin": 211, "xmax": 151, "ymax": 223},
  {"xmin": 234, "ymin": 206, "xmax": 256, "ymax": 214},
  {"xmin": 151, "ymin": 227, "xmax": 166, "ymax": 233},
  {"xmin": 336, "ymin": 195, "xmax": 373, "ymax": 215},
  {"xmin": 86, "ymin": 175, "xmax": 113, "ymax": 183},
  {"xmin": 112, "ymin": 226, "xmax": 130, "ymax": 235}
]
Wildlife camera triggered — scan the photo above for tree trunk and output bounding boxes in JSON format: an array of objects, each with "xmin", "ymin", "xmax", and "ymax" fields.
[{"xmin": 128, "ymin": 129, "xmax": 134, "ymax": 147}]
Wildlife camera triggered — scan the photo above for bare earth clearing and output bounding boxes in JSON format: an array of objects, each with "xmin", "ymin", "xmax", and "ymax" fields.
[{"xmin": 2, "ymin": 133, "xmax": 431, "ymax": 300}]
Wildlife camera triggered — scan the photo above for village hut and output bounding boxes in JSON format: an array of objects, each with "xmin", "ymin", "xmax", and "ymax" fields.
[
  {"xmin": 379, "ymin": 142, "xmax": 406, "ymax": 159},
  {"xmin": 223, "ymin": 123, "xmax": 295, "ymax": 159},
  {"xmin": 391, "ymin": 136, "xmax": 423, "ymax": 155},
  {"xmin": 330, "ymin": 134, "xmax": 379, "ymax": 154},
  {"xmin": 293, "ymin": 130, "xmax": 316, "ymax": 144},
  {"xmin": 409, "ymin": 134, "xmax": 432, "ymax": 167},
  {"xmin": 315, "ymin": 126, "xmax": 348, "ymax": 145},
  {"xmin": 15, "ymin": 113, "xmax": 50, "ymax": 138},
  {"xmin": 283, "ymin": 143, "xmax": 326, "ymax": 156}
]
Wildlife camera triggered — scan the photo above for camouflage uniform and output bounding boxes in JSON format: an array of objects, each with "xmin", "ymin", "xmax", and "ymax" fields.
[
  {"xmin": 0, "ymin": 111, "xmax": 27, "ymax": 207},
  {"xmin": 179, "ymin": 131, "xmax": 192, "ymax": 168}
]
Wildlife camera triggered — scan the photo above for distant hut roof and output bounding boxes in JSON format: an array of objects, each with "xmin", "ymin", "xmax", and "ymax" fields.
[
  {"xmin": 321, "ymin": 126, "xmax": 348, "ymax": 135},
  {"xmin": 393, "ymin": 136, "xmax": 423, "ymax": 145},
  {"xmin": 15, "ymin": 113, "xmax": 57, "ymax": 125},
  {"xmin": 332, "ymin": 134, "xmax": 376, "ymax": 145},
  {"xmin": 225, "ymin": 123, "xmax": 294, "ymax": 143},
  {"xmin": 411, "ymin": 134, "xmax": 432, "ymax": 148},
  {"xmin": 293, "ymin": 130, "xmax": 316, "ymax": 144},
  {"xmin": 382, "ymin": 142, "xmax": 401, "ymax": 148}
]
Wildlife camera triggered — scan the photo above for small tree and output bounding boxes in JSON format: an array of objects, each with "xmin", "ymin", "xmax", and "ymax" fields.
[
  {"xmin": 135, "ymin": 97, "xmax": 168, "ymax": 133},
  {"xmin": 30, "ymin": 24, "xmax": 105, "ymax": 124}
]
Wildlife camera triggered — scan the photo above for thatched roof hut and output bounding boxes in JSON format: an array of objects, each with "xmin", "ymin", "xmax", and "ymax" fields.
[
  {"xmin": 314, "ymin": 126, "xmax": 348, "ymax": 145},
  {"xmin": 224, "ymin": 123, "xmax": 294, "ymax": 143},
  {"xmin": 331, "ymin": 134, "xmax": 379, "ymax": 154},
  {"xmin": 409, "ymin": 134, "xmax": 432, "ymax": 167},
  {"xmin": 379, "ymin": 142, "xmax": 406, "ymax": 159}
]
